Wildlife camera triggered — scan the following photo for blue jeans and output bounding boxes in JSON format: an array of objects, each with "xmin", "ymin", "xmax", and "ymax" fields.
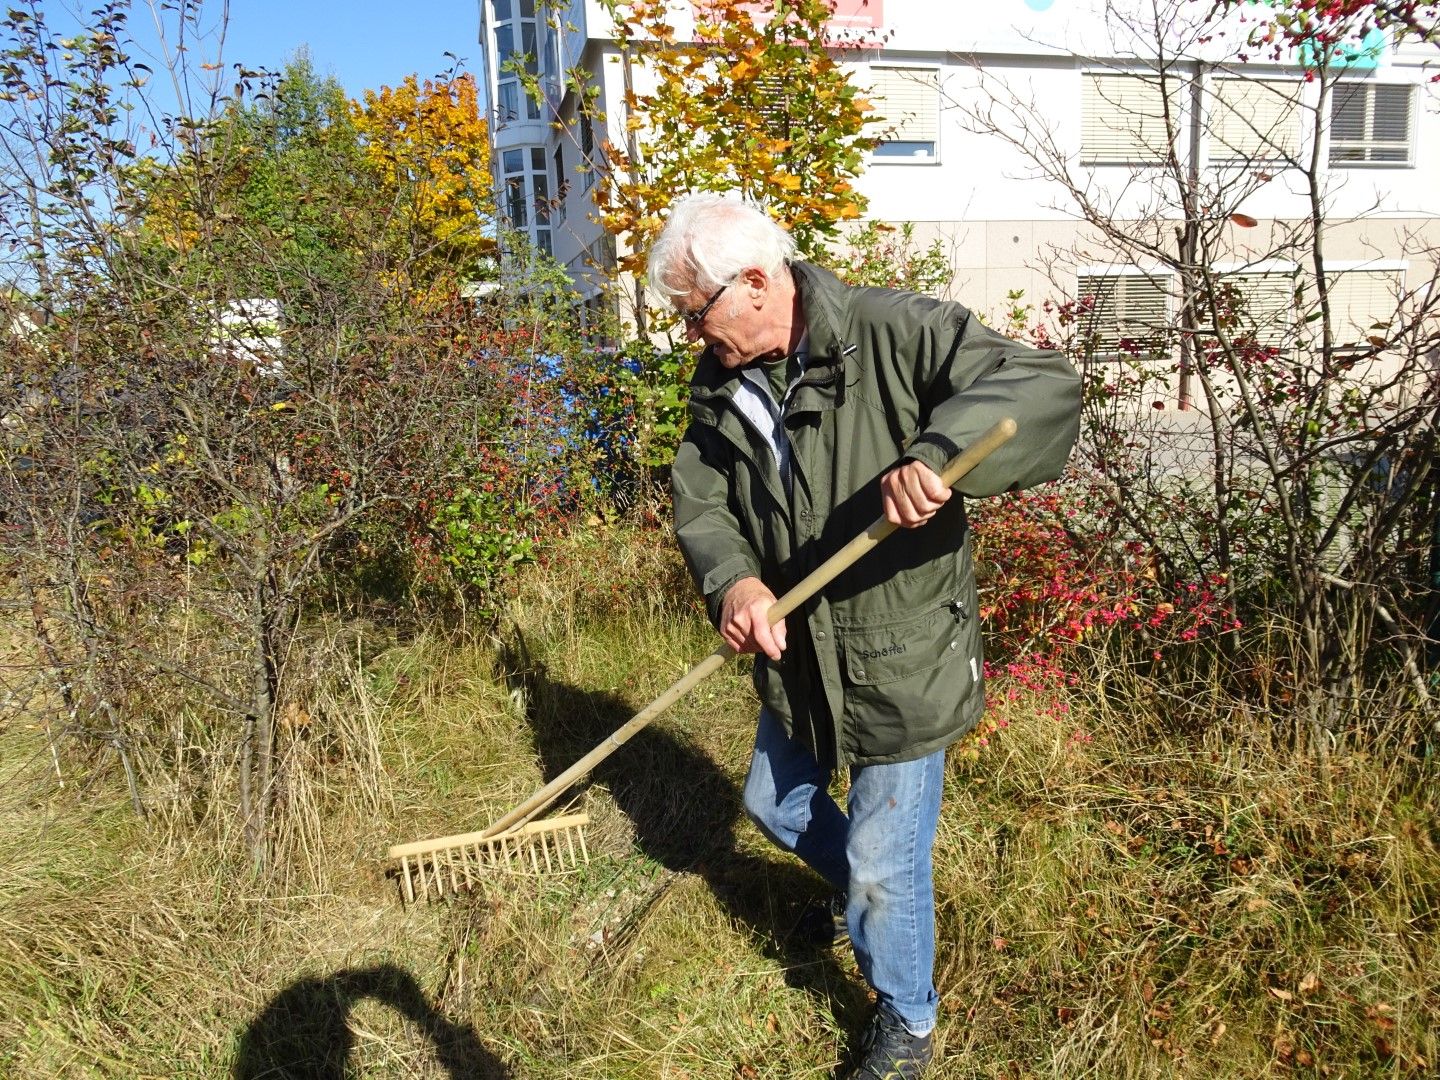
[{"xmin": 742, "ymin": 708, "xmax": 943, "ymax": 1036}]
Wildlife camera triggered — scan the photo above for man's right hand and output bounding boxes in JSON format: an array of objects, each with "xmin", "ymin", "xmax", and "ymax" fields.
[{"xmin": 719, "ymin": 577, "xmax": 786, "ymax": 661}]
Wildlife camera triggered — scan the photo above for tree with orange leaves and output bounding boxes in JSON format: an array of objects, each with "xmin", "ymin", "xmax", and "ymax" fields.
[{"xmin": 592, "ymin": 0, "xmax": 877, "ymax": 296}]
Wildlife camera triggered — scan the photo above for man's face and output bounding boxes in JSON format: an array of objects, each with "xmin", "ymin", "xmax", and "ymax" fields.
[{"xmin": 676, "ymin": 270, "xmax": 773, "ymax": 369}]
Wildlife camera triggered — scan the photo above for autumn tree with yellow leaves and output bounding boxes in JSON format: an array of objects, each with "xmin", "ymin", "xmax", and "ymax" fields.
[
  {"xmin": 593, "ymin": 0, "xmax": 877, "ymax": 283},
  {"xmin": 126, "ymin": 61, "xmax": 493, "ymax": 309},
  {"xmin": 352, "ymin": 73, "xmax": 495, "ymax": 289}
]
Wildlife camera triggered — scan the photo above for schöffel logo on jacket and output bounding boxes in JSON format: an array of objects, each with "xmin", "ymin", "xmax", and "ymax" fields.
[{"xmin": 854, "ymin": 642, "xmax": 906, "ymax": 661}]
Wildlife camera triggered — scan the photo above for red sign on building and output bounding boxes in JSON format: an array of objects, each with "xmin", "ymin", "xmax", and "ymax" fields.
[
  {"xmin": 827, "ymin": 0, "xmax": 884, "ymax": 31},
  {"xmin": 689, "ymin": 1, "xmax": 885, "ymax": 33}
]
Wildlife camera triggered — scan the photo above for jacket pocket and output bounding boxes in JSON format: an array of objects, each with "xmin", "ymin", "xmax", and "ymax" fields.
[
  {"xmin": 834, "ymin": 598, "xmax": 980, "ymax": 762},
  {"xmin": 838, "ymin": 600, "xmax": 968, "ymax": 686}
]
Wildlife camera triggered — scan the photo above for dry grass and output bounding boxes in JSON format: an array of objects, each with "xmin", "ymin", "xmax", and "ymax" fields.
[
  {"xmin": 1, "ymin": 524, "xmax": 1437, "ymax": 1077},
  {"xmin": 933, "ymin": 696, "xmax": 1438, "ymax": 1078}
]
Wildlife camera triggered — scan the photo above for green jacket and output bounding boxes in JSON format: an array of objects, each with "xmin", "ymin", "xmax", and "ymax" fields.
[{"xmin": 672, "ymin": 261, "xmax": 1080, "ymax": 768}]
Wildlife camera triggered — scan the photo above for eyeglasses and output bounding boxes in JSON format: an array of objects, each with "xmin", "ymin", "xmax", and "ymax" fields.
[{"xmin": 680, "ymin": 283, "xmax": 729, "ymax": 327}]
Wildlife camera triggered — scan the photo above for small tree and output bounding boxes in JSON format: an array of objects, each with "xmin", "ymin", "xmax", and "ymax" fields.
[
  {"xmin": 953, "ymin": 0, "xmax": 1440, "ymax": 746},
  {"xmin": 590, "ymin": 0, "xmax": 878, "ymax": 312},
  {"xmin": 0, "ymin": 4, "xmax": 525, "ymax": 868},
  {"xmin": 352, "ymin": 73, "xmax": 495, "ymax": 293}
]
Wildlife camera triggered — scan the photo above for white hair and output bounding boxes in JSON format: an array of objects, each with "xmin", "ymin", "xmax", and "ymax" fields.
[{"xmin": 646, "ymin": 193, "xmax": 796, "ymax": 298}]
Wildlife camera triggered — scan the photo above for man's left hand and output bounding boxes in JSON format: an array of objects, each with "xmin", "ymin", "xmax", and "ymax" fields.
[{"xmin": 881, "ymin": 460, "xmax": 951, "ymax": 528}]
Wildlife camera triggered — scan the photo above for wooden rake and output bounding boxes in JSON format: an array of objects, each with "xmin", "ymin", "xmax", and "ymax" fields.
[{"xmin": 388, "ymin": 418, "xmax": 1017, "ymax": 902}]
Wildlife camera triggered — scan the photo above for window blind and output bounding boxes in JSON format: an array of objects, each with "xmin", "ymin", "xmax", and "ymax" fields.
[
  {"xmin": 1211, "ymin": 78, "xmax": 1301, "ymax": 162},
  {"xmin": 871, "ymin": 67, "xmax": 940, "ymax": 145},
  {"xmin": 1082, "ymin": 73, "xmax": 1171, "ymax": 164},
  {"xmin": 1223, "ymin": 272, "xmax": 1295, "ymax": 350},
  {"xmin": 1077, "ymin": 273, "xmax": 1172, "ymax": 355},
  {"xmin": 1323, "ymin": 270, "xmax": 1402, "ymax": 345},
  {"xmin": 1330, "ymin": 83, "xmax": 1413, "ymax": 165}
]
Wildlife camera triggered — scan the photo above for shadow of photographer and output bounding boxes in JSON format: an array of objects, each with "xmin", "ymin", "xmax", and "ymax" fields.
[
  {"xmin": 232, "ymin": 963, "xmax": 508, "ymax": 1079},
  {"xmin": 497, "ymin": 631, "xmax": 872, "ymax": 1029}
]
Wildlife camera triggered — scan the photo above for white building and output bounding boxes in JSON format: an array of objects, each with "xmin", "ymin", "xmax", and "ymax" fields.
[{"xmin": 476, "ymin": 0, "xmax": 1439, "ymax": 398}]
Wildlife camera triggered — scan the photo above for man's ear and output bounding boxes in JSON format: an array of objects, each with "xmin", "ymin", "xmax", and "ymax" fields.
[{"xmin": 739, "ymin": 266, "xmax": 769, "ymax": 303}]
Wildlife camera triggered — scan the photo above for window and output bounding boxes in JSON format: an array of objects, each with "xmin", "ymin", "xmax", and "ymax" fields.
[
  {"xmin": 1082, "ymin": 73, "xmax": 1172, "ymax": 164},
  {"xmin": 1322, "ymin": 269, "xmax": 1403, "ymax": 347},
  {"xmin": 1210, "ymin": 78, "xmax": 1301, "ymax": 163},
  {"xmin": 754, "ymin": 73, "xmax": 798, "ymax": 142},
  {"xmin": 552, "ymin": 143, "xmax": 566, "ymax": 223},
  {"xmin": 1076, "ymin": 273, "xmax": 1172, "ymax": 356},
  {"xmin": 493, "ymin": 0, "xmax": 541, "ymax": 123},
  {"xmin": 1219, "ymin": 271, "xmax": 1295, "ymax": 350},
  {"xmin": 584, "ymin": 235, "xmax": 615, "ymax": 280},
  {"xmin": 869, "ymin": 67, "xmax": 940, "ymax": 162},
  {"xmin": 1329, "ymin": 82, "xmax": 1413, "ymax": 165},
  {"xmin": 579, "ymin": 112, "xmax": 597, "ymax": 192},
  {"xmin": 500, "ymin": 146, "xmax": 551, "ymax": 256}
]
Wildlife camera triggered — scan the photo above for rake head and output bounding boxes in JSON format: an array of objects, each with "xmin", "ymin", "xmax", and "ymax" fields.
[{"xmin": 388, "ymin": 813, "xmax": 591, "ymax": 903}]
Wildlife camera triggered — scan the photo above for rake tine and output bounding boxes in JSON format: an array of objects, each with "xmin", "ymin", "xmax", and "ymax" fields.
[
  {"xmin": 400, "ymin": 855, "xmax": 416, "ymax": 904},
  {"xmin": 386, "ymin": 812, "xmax": 594, "ymax": 900}
]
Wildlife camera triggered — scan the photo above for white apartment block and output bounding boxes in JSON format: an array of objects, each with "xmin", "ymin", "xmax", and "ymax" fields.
[{"xmin": 476, "ymin": 0, "xmax": 1439, "ymax": 395}]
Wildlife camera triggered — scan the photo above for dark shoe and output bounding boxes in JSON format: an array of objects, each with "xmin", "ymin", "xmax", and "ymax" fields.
[
  {"xmin": 842, "ymin": 1007, "xmax": 933, "ymax": 1080},
  {"xmin": 794, "ymin": 891, "xmax": 849, "ymax": 950}
]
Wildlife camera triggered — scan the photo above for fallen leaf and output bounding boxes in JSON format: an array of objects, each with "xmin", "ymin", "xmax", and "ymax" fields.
[
  {"xmin": 1268, "ymin": 986, "xmax": 1294, "ymax": 1002},
  {"xmin": 1274, "ymin": 1030, "xmax": 1296, "ymax": 1062},
  {"xmin": 1298, "ymin": 971, "xmax": 1322, "ymax": 996}
]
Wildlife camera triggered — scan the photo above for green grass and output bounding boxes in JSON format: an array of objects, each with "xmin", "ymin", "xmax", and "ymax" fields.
[{"xmin": 1, "ymin": 527, "xmax": 1436, "ymax": 1077}]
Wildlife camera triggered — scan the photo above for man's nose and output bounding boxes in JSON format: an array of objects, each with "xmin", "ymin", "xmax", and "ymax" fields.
[{"xmin": 684, "ymin": 320, "xmax": 704, "ymax": 343}]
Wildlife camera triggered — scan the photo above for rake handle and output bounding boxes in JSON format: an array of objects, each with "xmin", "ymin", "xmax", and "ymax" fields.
[{"xmin": 470, "ymin": 417, "xmax": 1016, "ymax": 841}]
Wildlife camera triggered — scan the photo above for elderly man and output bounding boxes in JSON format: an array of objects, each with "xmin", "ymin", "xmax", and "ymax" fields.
[{"xmin": 650, "ymin": 193, "xmax": 1080, "ymax": 1079}]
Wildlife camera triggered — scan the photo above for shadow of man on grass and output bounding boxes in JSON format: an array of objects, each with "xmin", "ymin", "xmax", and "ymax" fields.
[
  {"xmin": 232, "ymin": 963, "xmax": 507, "ymax": 1079},
  {"xmin": 499, "ymin": 632, "xmax": 872, "ymax": 1030}
]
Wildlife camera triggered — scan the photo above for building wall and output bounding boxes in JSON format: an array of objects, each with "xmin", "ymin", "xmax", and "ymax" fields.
[{"xmin": 479, "ymin": 0, "xmax": 1440, "ymax": 336}]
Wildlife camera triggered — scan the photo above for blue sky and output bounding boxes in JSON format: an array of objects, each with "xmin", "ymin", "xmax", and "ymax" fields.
[
  {"xmin": 81, "ymin": 0, "xmax": 483, "ymax": 101},
  {"xmin": 210, "ymin": 0, "xmax": 482, "ymax": 95}
]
